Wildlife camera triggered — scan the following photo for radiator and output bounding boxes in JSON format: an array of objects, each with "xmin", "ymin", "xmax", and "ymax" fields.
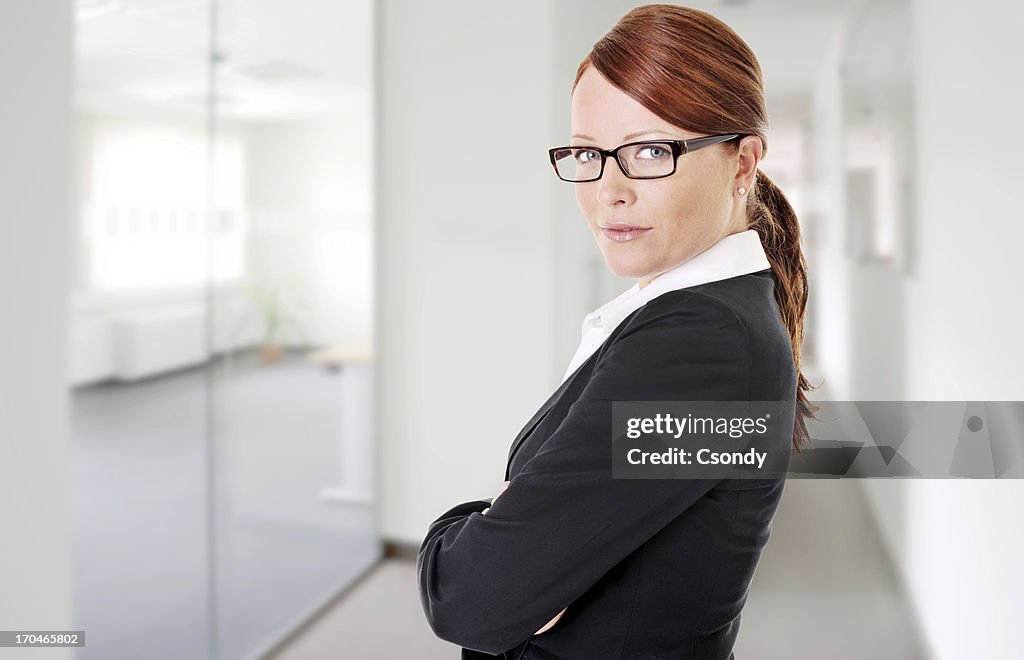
[{"xmin": 113, "ymin": 305, "xmax": 209, "ymax": 381}]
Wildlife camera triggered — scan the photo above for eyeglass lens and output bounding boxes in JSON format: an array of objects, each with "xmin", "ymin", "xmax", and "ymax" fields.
[{"xmin": 552, "ymin": 142, "xmax": 675, "ymax": 181}]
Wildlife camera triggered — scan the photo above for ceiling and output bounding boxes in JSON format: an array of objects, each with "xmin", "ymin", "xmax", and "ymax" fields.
[
  {"xmin": 74, "ymin": 0, "xmax": 372, "ymax": 120},
  {"xmin": 74, "ymin": 0, "xmax": 888, "ymax": 123}
]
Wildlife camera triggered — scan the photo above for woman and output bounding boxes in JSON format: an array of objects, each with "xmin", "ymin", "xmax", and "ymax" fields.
[{"xmin": 417, "ymin": 5, "xmax": 818, "ymax": 659}]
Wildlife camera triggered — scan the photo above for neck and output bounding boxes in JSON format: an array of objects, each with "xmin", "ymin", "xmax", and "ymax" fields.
[{"xmin": 638, "ymin": 272, "xmax": 659, "ymax": 290}]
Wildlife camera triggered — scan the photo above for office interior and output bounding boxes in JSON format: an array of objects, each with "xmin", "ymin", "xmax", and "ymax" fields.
[{"xmin": 1, "ymin": 1, "xmax": 1021, "ymax": 659}]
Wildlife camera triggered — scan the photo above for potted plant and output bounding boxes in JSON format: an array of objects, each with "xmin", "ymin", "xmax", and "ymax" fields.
[{"xmin": 233, "ymin": 281, "xmax": 312, "ymax": 364}]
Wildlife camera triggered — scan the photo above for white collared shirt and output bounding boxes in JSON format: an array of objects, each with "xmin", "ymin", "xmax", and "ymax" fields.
[{"xmin": 560, "ymin": 229, "xmax": 771, "ymax": 385}]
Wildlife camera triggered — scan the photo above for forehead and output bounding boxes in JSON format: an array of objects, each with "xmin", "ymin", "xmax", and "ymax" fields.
[{"xmin": 571, "ymin": 67, "xmax": 693, "ymax": 145}]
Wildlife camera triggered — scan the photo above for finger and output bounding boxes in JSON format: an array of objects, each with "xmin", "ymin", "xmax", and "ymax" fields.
[{"xmin": 534, "ymin": 607, "xmax": 567, "ymax": 635}]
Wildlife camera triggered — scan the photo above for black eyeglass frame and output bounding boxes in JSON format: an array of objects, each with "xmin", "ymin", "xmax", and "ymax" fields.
[{"xmin": 548, "ymin": 133, "xmax": 743, "ymax": 182}]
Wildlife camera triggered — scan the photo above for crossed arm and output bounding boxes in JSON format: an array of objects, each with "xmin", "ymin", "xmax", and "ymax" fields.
[{"xmin": 481, "ymin": 480, "xmax": 566, "ymax": 635}]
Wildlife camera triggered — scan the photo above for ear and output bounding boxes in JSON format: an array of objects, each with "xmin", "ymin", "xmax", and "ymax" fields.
[{"xmin": 734, "ymin": 136, "xmax": 763, "ymax": 190}]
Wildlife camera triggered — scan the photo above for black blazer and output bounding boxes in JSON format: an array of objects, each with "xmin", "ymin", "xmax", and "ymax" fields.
[{"xmin": 417, "ymin": 268, "xmax": 797, "ymax": 660}]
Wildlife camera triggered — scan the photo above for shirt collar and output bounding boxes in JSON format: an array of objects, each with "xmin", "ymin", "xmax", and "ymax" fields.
[{"xmin": 583, "ymin": 229, "xmax": 771, "ymax": 334}]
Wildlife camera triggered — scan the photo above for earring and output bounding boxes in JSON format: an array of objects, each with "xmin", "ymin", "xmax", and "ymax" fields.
[{"xmin": 737, "ymin": 186, "xmax": 746, "ymax": 196}]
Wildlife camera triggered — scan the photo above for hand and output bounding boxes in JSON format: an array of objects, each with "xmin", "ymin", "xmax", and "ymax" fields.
[
  {"xmin": 535, "ymin": 607, "xmax": 567, "ymax": 635},
  {"xmin": 480, "ymin": 480, "xmax": 510, "ymax": 516}
]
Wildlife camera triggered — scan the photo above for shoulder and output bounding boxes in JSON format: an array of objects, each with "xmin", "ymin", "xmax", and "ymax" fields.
[
  {"xmin": 584, "ymin": 285, "xmax": 754, "ymax": 402},
  {"xmin": 611, "ymin": 270, "xmax": 777, "ymax": 347},
  {"xmin": 645, "ymin": 270, "xmax": 773, "ymax": 323},
  {"xmin": 610, "ymin": 284, "xmax": 750, "ymax": 349},
  {"xmin": 644, "ymin": 287, "xmax": 744, "ymax": 327}
]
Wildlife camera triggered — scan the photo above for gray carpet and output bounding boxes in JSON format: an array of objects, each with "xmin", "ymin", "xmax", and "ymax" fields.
[{"xmin": 70, "ymin": 349, "xmax": 378, "ymax": 660}]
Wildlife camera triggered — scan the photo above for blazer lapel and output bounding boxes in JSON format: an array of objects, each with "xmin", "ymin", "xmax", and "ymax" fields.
[
  {"xmin": 504, "ymin": 356, "xmax": 592, "ymax": 479},
  {"xmin": 503, "ymin": 306, "xmax": 649, "ymax": 479}
]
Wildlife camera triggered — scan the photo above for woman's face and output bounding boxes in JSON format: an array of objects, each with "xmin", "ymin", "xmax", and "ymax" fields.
[{"xmin": 570, "ymin": 66, "xmax": 754, "ymax": 287}]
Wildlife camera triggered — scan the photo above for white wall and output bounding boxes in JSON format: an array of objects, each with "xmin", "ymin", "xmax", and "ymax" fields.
[
  {"xmin": 828, "ymin": 0, "xmax": 1024, "ymax": 657},
  {"xmin": 0, "ymin": 2, "xmax": 74, "ymax": 658},
  {"xmin": 897, "ymin": 1, "xmax": 1024, "ymax": 658},
  {"xmin": 243, "ymin": 113, "xmax": 374, "ymax": 346},
  {"xmin": 376, "ymin": 1, "xmax": 558, "ymax": 543},
  {"xmin": 805, "ymin": 1, "xmax": 1024, "ymax": 657}
]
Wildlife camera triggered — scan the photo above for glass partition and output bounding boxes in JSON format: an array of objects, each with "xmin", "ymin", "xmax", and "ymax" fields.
[{"xmin": 69, "ymin": 1, "xmax": 377, "ymax": 658}]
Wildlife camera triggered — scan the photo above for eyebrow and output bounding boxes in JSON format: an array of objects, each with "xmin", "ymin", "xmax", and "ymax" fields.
[{"xmin": 570, "ymin": 129, "xmax": 678, "ymax": 144}]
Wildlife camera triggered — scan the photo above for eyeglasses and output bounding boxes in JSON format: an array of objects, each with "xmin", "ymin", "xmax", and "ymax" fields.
[{"xmin": 548, "ymin": 133, "xmax": 742, "ymax": 183}]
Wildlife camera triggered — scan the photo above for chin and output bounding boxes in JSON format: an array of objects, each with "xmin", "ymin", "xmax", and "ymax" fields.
[{"xmin": 601, "ymin": 252, "xmax": 650, "ymax": 279}]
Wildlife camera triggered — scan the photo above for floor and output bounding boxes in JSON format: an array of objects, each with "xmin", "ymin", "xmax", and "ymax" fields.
[
  {"xmin": 69, "ymin": 350, "xmax": 378, "ymax": 660},
  {"xmin": 271, "ymin": 478, "xmax": 930, "ymax": 660}
]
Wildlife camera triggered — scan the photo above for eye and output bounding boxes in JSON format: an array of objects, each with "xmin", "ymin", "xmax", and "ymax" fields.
[
  {"xmin": 636, "ymin": 145, "xmax": 669, "ymax": 160},
  {"xmin": 575, "ymin": 149, "xmax": 599, "ymax": 164}
]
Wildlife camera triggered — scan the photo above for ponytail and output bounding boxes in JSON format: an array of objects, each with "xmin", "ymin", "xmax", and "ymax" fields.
[{"xmin": 746, "ymin": 168, "xmax": 821, "ymax": 453}]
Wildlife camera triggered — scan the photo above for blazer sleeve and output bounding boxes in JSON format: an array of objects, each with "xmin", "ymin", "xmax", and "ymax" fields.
[{"xmin": 416, "ymin": 293, "xmax": 750, "ymax": 655}]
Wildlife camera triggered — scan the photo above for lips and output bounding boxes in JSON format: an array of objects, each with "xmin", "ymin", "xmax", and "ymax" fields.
[{"xmin": 600, "ymin": 224, "xmax": 652, "ymax": 243}]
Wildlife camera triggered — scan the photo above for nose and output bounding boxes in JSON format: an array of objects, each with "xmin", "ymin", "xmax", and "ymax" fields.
[{"xmin": 596, "ymin": 155, "xmax": 636, "ymax": 207}]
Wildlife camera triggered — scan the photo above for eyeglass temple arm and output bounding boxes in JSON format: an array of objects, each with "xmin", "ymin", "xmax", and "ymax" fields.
[{"xmin": 682, "ymin": 133, "xmax": 742, "ymax": 153}]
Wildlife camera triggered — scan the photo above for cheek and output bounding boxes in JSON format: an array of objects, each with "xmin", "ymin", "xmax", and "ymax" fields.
[
  {"xmin": 649, "ymin": 180, "xmax": 703, "ymax": 229},
  {"xmin": 661, "ymin": 171, "xmax": 724, "ymax": 225}
]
